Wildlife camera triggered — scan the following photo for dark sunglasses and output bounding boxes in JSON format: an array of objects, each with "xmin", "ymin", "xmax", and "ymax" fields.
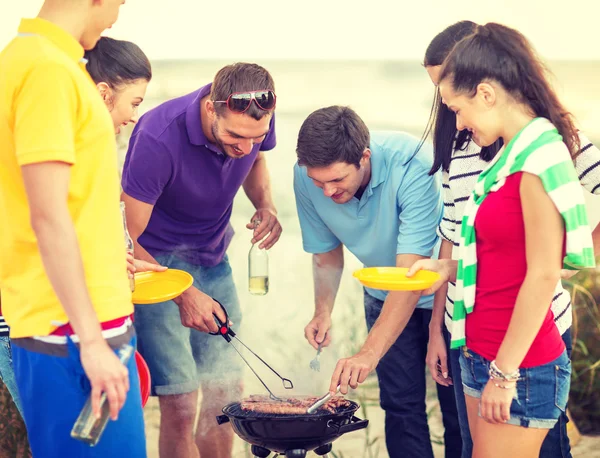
[{"xmin": 214, "ymin": 90, "xmax": 276, "ymax": 113}]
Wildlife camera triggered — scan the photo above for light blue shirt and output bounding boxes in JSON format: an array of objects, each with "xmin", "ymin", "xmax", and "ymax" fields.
[{"xmin": 293, "ymin": 131, "xmax": 442, "ymax": 308}]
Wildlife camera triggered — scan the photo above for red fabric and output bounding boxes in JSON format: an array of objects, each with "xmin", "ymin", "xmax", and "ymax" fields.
[
  {"xmin": 466, "ymin": 172, "xmax": 565, "ymax": 368},
  {"xmin": 50, "ymin": 314, "xmax": 133, "ymax": 336}
]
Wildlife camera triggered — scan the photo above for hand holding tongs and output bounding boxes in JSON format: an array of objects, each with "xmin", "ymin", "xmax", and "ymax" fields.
[
  {"xmin": 210, "ymin": 299, "xmax": 293, "ymax": 401},
  {"xmin": 306, "ymin": 384, "xmax": 341, "ymax": 414}
]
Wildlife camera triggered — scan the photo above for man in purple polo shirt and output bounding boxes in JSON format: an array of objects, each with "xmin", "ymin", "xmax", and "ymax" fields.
[{"xmin": 121, "ymin": 63, "xmax": 281, "ymax": 458}]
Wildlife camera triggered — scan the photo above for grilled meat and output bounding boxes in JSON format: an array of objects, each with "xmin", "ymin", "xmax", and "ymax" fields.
[{"xmin": 241, "ymin": 395, "xmax": 351, "ymax": 414}]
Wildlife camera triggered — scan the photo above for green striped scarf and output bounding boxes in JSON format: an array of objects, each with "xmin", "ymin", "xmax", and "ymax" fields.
[{"xmin": 450, "ymin": 117, "xmax": 595, "ymax": 349}]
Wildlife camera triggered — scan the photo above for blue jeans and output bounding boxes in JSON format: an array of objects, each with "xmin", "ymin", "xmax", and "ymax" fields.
[
  {"xmin": 134, "ymin": 253, "xmax": 242, "ymax": 395},
  {"xmin": 365, "ymin": 292, "xmax": 462, "ymax": 458},
  {"xmin": 0, "ymin": 335, "xmax": 23, "ymax": 417},
  {"xmin": 12, "ymin": 334, "xmax": 146, "ymax": 458},
  {"xmin": 541, "ymin": 329, "xmax": 573, "ymax": 457},
  {"xmin": 446, "ymin": 325, "xmax": 573, "ymax": 457},
  {"xmin": 444, "ymin": 326, "xmax": 472, "ymax": 458}
]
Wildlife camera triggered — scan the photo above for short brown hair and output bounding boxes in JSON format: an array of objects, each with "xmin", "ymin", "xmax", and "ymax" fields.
[
  {"xmin": 210, "ymin": 63, "xmax": 275, "ymax": 121},
  {"xmin": 296, "ymin": 106, "xmax": 370, "ymax": 168}
]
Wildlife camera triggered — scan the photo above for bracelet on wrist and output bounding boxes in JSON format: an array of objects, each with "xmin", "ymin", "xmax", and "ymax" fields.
[
  {"xmin": 491, "ymin": 379, "xmax": 516, "ymax": 390},
  {"xmin": 489, "ymin": 360, "xmax": 520, "ymax": 382}
]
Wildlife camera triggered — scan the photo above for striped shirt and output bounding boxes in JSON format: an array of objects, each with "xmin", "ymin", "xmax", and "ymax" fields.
[
  {"xmin": 0, "ymin": 316, "xmax": 8, "ymax": 337},
  {"xmin": 0, "ymin": 292, "xmax": 6, "ymax": 337},
  {"xmin": 439, "ymin": 132, "xmax": 599, "ymax": 336}
]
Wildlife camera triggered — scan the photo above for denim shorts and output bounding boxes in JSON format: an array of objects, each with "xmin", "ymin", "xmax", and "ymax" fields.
[
  {"xmin": 134, "ymin": 253, "xmax": 243, "ymax": 396},
  {"xmin": 459, "ymin": 347, "xmax": 570, "ymax": 429},
  {"xmin": 0, "ymin": 335, "xmax": 23, "ymax": 416}
]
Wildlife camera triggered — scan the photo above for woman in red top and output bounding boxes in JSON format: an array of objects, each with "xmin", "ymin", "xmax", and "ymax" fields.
[{"xmin": 408, "ymin": 23, "xmax": 589, "ymax": 458}]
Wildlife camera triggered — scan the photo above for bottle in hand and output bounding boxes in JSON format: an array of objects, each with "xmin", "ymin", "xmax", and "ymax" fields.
[
  {"xmin": 71, "ymin": 344, "xmax": 134, "ymax": 446},
  {"xmin": 120, "ymin": 202, "xmax": 135, "ymax": 292},
  {"xmin": 248, "ymin": 220, "xmax": 269, "ymax": 295}
]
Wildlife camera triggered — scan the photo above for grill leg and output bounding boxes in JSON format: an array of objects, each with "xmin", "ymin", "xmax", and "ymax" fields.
[
  {"xmin": 284, "ymin": 450, "xmax": 307, "ymax": 458},
  {"xmin": 251, "ymin": 445, "xmax": 271, "ymax": 457},
  {"xmin": 314, "ymin": 443, "xmax": 333, "ymax": 456}
]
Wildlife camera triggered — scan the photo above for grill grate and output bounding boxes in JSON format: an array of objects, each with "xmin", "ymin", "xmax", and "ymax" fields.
[{"xmin": 224, "ymin": 400, "xmax": 358, "ymax": 419}]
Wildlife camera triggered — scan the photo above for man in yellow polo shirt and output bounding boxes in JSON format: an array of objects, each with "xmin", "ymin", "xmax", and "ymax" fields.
[{"xmin": 0, "ymin": 1, "xmax": 146, "ymax": 456}]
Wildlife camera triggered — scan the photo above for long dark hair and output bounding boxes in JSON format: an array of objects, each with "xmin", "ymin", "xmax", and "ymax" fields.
[
  {"xmin": 85, "ymin": 37, "xmax": 152, "ymax": 89},
  {"xmin": 440, "ymin": 23, "xmax": 580, "ymax": 158},
  {"xmin": 420, "ymin": 21, "xmax": 501, "ymax": 174},
  {"xmin": 424, "ymin": 20, "xmax": 477, "ymax": 67}
]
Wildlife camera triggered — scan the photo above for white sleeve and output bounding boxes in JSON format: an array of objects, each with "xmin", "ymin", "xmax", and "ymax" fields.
[
  {"xmin": 574, "ymin": 132, "xmax": 600, "ymax": 195},
  {"xmin": 437, "ymin": 169, "xmax": 457, "ymax": 245}
]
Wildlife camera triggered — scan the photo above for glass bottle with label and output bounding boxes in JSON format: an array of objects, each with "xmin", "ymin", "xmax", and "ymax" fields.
[
  {"xmin": 120, "ymin": 202, "xmax": 135, "ymax": 292},
  {"xmin": 248, "ymin": 220, "xmax": 269, "ymax": 295},
  {"xmin": 71, "ymin": 344, "xmax": 134, "ymax": 446}
]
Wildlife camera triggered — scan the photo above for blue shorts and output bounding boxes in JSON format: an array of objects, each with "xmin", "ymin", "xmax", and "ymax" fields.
[
  {"xmin": 134, "ymin": 253, "xmax": 243, "ymax": 396},
  {"xmin": 459, "ymin": 347, "xmax": 570, "ymax": 429},
  {"xmin": 11, "ymin": 334, "xmax": 146, "ymax": 458}
]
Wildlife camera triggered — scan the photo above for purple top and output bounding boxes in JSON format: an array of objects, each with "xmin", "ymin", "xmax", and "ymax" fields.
[{"xmin": 122, "ymin": 83, "xmax": 277, "ymax": 266}]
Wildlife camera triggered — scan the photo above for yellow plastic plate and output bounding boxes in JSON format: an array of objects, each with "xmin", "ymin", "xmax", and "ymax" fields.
[
  {"xmin": 131, "ymin": 269, "xmax": 194, "ymax": 305},
  {"xmin": 353, "ymin": 267, "xmax": 440, "ymax": 291}
]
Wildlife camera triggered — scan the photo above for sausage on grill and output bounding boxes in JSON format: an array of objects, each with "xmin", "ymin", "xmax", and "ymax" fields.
[{"xmin": 240, "ymin": 395, "xmax": 351, "ymax": 414}]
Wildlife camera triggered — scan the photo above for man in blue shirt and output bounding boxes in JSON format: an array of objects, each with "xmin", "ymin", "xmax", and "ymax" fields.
[{"xmin": 294, "ymin": 106, "xmax": 460, "ymax": 458}]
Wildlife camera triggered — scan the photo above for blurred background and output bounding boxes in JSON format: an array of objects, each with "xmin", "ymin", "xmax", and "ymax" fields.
[{"xmin": 2, "ymin": 1, "xmax": 600, "ymax": 456}]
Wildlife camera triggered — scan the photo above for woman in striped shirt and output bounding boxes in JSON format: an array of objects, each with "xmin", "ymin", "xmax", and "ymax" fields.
[{"xmin": 411, "ymin": 21, "xmax": 600, "ymax": 458}]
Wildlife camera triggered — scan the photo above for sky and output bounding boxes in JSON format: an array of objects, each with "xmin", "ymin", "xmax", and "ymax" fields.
[{"xmin": 2, "ymin": 0, "xmax": 600, "ymax": 61}]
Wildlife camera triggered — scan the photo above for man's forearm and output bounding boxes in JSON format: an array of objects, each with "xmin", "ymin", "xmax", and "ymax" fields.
[
  {"xmin": 361, "ymin": 290, "xmax": 420, "ymax": 359},
  {"xmin": 360, "ymin": 253, "xmax": 427, "ymax": 359},
  {"xmin": 243, "ymin": 154, "xmax": 276, "ymax": 211},
  {"xmin": 313, "ymin": 246, "xmax": 344, "ymax": 317},
  {"xmin": 34, "ymin": 216, "xmax": 104, "ymax": 344}
]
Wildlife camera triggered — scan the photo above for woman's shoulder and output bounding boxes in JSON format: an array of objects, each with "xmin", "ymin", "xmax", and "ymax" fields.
[
  {"xmin": 573, "ymin": 132, "xmax": 600, "ymax": 194},
  {"xmin": 448, "ymin": 141, "xmax": 489, "ymax": 177},
  {"xmin": 458, "ymin": 139, "xmax": 483, "ymax": 155}
]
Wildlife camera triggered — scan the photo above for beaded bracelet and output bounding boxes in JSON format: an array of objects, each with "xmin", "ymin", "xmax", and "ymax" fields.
[{"xmin": 489, "ymin": 360, "xmax": 520, "ymax": 382}]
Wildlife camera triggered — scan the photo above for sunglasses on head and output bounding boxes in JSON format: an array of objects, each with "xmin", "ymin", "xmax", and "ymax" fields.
[{"xmin": 214, "ymin": 90, "xmax": 276, "ymax": 113}]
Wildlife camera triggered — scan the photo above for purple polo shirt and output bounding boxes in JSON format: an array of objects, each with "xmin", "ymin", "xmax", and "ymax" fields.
[{"xmin": 122, "ymin": 83, "xmax": 276, "ymax": 266}]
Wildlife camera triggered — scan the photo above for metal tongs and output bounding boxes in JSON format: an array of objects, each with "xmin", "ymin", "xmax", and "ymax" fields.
[
  {"xmin": 306, "ymin": 384, "xmax": 341, "ymax": 414},
  {"xmin": 210, "ymin": 299, "xmax": 293, "ymax": 401}
]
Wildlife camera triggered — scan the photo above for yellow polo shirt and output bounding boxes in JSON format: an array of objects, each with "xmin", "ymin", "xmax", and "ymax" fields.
[{"xmin": 0, "ymin": 18, "xmax": 133, "ymax": 337}]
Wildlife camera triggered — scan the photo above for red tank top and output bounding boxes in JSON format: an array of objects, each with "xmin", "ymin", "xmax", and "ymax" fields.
[{"xmin": 466, "ymin": 172, "xmax": 565, "ymax": 368}]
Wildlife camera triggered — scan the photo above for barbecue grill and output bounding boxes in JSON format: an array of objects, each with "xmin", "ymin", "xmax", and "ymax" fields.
[
  {"xmin": 212, "ymin": 299, "xmax": 367, "ymax": 456},
  {"xmin": 216, "ymin": 399, "xmax": 368, "ymax": 457}
]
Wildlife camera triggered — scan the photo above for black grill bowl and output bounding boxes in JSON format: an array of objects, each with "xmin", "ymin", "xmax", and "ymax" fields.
[{"xmin": 216, "ymin": 400, "xmax": 368, "ymax": 453}]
